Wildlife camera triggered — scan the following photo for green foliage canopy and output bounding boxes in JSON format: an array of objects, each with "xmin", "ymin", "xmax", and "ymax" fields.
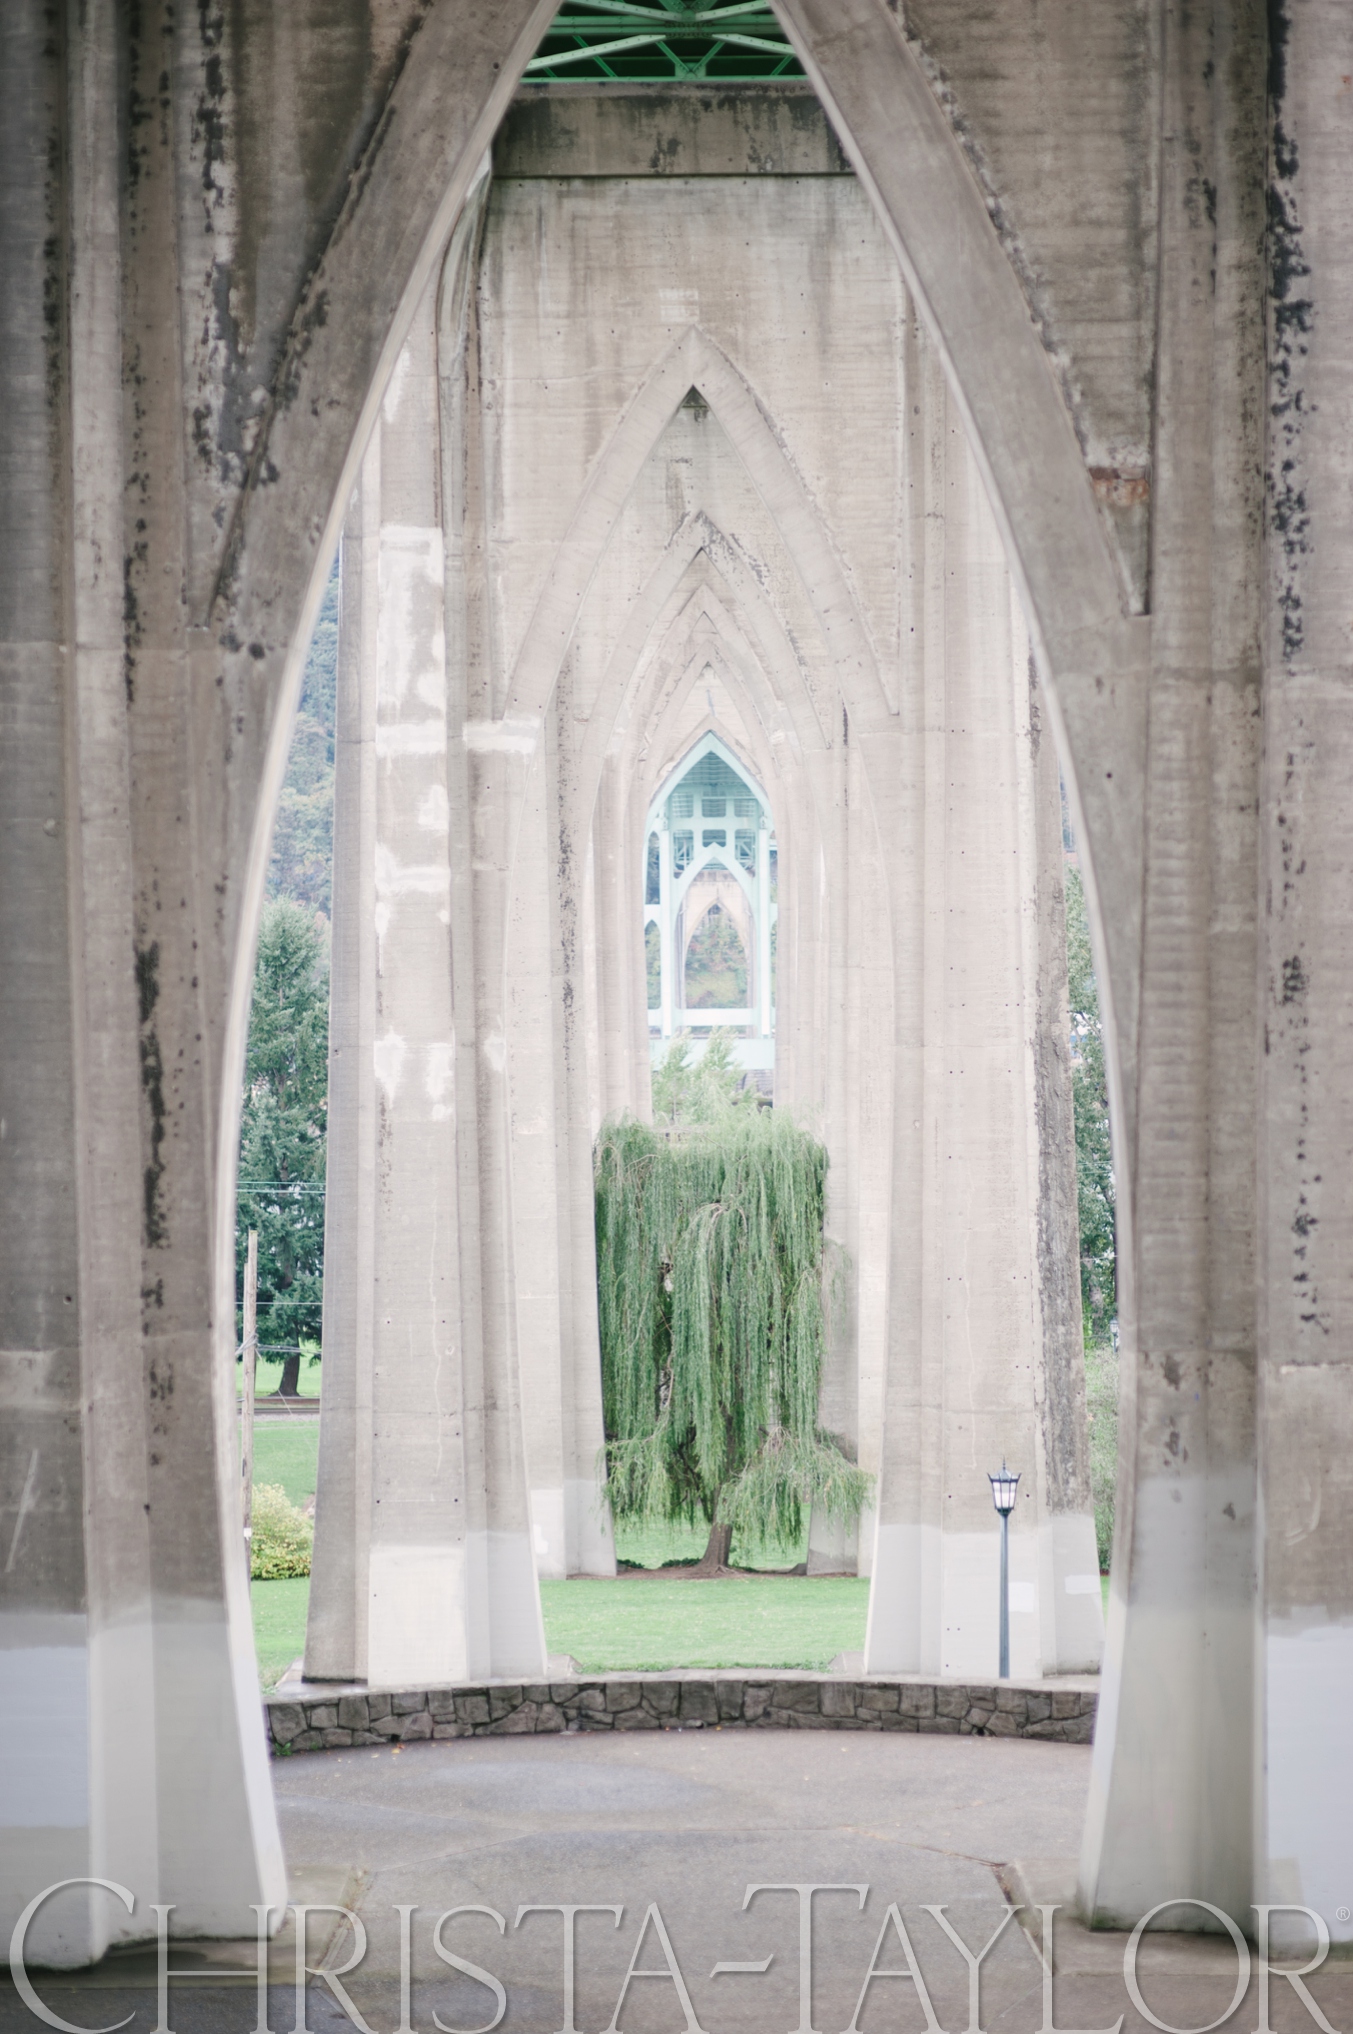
[
  {"xmin": 236, "ymin": 900, "xmax": 329, "ymax": 1353},
  {"xmin": 594, "ymin": 1111, "xmax": 871, "ymax": 1549},
  {"xmin": 650, "ymin": 1027, "xmax": 754, "ymax": 1126},
  {"xmin": 267, "ymin": 564, "xmax": 337, "ymax": 914},
  {"xmin": 1066, "ymin": 865, "xmax": 1116, "ymax": 1345}
]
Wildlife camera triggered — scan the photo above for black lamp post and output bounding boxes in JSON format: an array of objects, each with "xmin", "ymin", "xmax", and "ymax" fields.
[{"xmin": 988, "ymin": 1462, "xmax": 1021, "ymax": 1678}]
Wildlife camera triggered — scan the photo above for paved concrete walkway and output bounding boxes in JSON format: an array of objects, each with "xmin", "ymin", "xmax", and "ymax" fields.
[{"xmin": 5, "ymin": 1734, "xmax": 1349, "ymax": 2029}]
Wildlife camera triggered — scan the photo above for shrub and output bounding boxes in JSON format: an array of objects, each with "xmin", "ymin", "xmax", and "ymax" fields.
[{"xmin": 250, "ymin": 1482, "xmax": 313, "ymax": 1579}]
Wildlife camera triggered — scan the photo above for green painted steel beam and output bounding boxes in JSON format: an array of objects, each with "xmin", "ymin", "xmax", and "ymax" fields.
[{"xmin": 524, "ymin": 0, "xmax": 804, "ymax": 83}]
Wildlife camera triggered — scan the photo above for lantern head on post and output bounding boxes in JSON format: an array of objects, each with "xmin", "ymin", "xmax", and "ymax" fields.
[{"xmin": 988, "ymin": 1462, "xmax": 1021, "ymax": 1517}]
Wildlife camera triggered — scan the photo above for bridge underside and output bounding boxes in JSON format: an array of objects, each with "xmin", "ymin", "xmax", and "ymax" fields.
[
  {"xmin": 3, "ymin": 0, "xmax": 1351, "ymax": 1968},
  {"xmin": 302, "ymin": 88, "xmax": 1100, "ymax": 1691}
]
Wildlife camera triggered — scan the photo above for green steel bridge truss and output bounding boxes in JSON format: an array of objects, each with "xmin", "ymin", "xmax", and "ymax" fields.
[{"xmin": 524, "ymin": 2, "xmax": 805, "ymax": 84}]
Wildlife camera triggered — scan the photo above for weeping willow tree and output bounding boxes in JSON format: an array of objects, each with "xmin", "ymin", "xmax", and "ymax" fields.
[{"xmin": 594, "ymin": 1111, "xmax": 872, "ymax": 1573}]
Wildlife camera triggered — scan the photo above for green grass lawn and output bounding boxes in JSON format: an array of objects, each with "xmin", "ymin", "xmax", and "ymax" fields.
[
  {"xmin": 252, "ymin": 1577, "xmax": 312, "ymax": 1690},
  {"xmin": 248, "ymin": 1561, "xmax": 1110, "ymax": 1689},
  {"xmin": 251, "ymin": 1419, "xmax": 320, "ymax": 1506},
  {"xmin": 237, "ymin": 1350, "xmax": 322, "ymax": 1398},
  {"xmin": 613, "ymin": 1517, "xmax": 808, "ymax": 1571},
  {"xmin": 540, "ymin": 1576, "xmax": 867, "ymax": 1673},
  {"xmin": 243, "ymin": 1416, "xmax": 1111, "ymax": 1687},
  {"xmin": 247, "ymin": 1573, "xmax": 867, "ymax": 1690}
]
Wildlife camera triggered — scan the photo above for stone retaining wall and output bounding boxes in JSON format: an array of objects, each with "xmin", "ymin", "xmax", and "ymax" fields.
[{"xmin": 265, "ymin": 1676, "xmax": 1096, "ymax": 1754}]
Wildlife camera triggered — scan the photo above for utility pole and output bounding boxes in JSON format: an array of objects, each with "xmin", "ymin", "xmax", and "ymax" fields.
[{"xmin": 241, "ymin": 1229, "xmax": 258, "ymax": 1548}]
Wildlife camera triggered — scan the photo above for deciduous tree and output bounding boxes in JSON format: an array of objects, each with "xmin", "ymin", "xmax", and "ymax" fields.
[{"xmin": 594, "ymin": 1110, "xmax": 870, "ymax": 1573}]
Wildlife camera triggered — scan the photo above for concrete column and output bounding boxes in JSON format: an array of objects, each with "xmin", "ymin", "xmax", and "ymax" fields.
[
  {"xmin": 1078, "ymin": 4, "xmax": 1264, "ymax": 1929},
  {"xmin": 592, "ymin": 759, "xmax": 642, "ymax": 1123},
  {"xmin": 1, "ymin": 10, "xmax": 93, "ymax": 1956},
  {"xmin": 506, "ymin": 731, "xmax": 573, "ymax": 1583},
  {"xmin": 307, "ymin": 260, "xmax": 549, "ymax": 1682},
  {"xmin": 547, "ymin": 734, "xmax": 619, "ymax": 1577},
  {"xmin": 507, "ymin": 693, "xmax": 615, "ymax": 1579},
  {"xmin": 1255, "ymin": 0, "xmax": 1353, "ymax": 1949},
  {"xmin": 0, "ymin": 4, "xmax": 284, "ymax": 1961},
  {"xmin": 864, "ymin": 353, "xmax": 1102, "ymax": 1678},
  {"xmin": 462, "ymin": 135, "xmax": 1092, "ymax": 1617}
]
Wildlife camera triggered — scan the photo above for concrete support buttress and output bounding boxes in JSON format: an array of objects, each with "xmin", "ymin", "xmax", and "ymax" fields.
[
  {"xmin": 863, "ymin": 348, "xmax": 1102, "ymax": 1678},
  {"xmin": 0, "ymin": 2, "xmax": 285, "ymax": 1963},
  {"xmin": 1255, "ymin": 0, "xmax": 1353, "ymax": 1947},
  {"xmin": 307, "ymin": 241, "xmax": 549, "ymax": 1684},
  {"xmin": 1078, "ymin": 2, "xmax": 1265, "ymax": 1929}
]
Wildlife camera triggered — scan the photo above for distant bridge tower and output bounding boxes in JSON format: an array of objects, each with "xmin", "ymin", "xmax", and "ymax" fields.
[{"xmin": 644, "ymin": 732, "xmax": 775, "ymax": 1081}]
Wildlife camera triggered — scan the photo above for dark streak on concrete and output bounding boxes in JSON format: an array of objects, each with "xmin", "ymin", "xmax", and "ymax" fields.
[
  {"xmin": 136, "ymin": 941, "xmax": 168, "ymax": 1248},
  {"xmin": 1266, "ymin": 0, "xmax": 1311, "ymax": 663}
]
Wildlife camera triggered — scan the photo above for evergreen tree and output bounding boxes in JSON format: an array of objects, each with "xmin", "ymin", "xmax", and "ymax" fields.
[
  {"xmin": 236, "ymin": 901, "xmax": 329, "ymax": 1392},
  {"xmin": 594, "ymin": 1111, "xmax": 871, "ymax": 1573}
]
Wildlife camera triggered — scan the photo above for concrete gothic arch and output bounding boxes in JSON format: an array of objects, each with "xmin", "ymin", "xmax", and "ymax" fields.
[
  {"xmin": 642, "ymin": 729, "xmax": 777, "ymax": 1046},
  {"xmin": 596, "ymin": 565, "xmax": 806, "ymax": 853},
  {"xmin": 598, "ymin": 561, "xmax": 823, "ymax": 1085},
  {"xmin": 501, "ymin": 328, "xmax": 888, "ymax": 734},
  {"xmin": 16, "ymin": 0, "xmax": 1349, "ymax": 1965},
  {"xmin": 596, "ymin": 543, "xmax": 851, "ymax": 1119},
  {"xmin": 154, "ymin": 0, "xmax": 1140, "ymax": 1505},
  {"xmin": 502, "ymin": 367, "xmax": 881, "ymax": 1160},
  {"xmin": 196, "ymin": 61, "xmax": 1138, "ymax": 1671},
  {"xmin": 581, "ymin": 555, "xmax": 834, "ymax": 1116},
  {"xmin": 635, "ymin": 600, "xmax": 810, "ymax": 855},
  {"xmin": 578, "ymin": 521, "xmax": 833, "ymax": 810},
  {"xmin": 487, "ymin": 345, "xmax": 882, "ymax": 1566},
  {"xmin": 625, "ymin": 573, "xmax": 795, "ymax": 776},
  {"xmin": 576, "ymin": 516, "xmax": 847, "ymax": 823}
]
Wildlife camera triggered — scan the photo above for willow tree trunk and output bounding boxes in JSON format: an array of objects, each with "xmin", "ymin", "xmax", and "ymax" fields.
[{"xmin": 692, "ymin": 1519, "xmax": 733, "ymax": 1576}]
